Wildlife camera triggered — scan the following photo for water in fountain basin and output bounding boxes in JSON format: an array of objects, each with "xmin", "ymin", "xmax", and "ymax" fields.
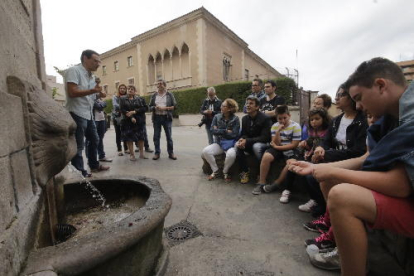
[{"xmin": 67, "ymin": 164, "xmax": 107, "ymax": 207}]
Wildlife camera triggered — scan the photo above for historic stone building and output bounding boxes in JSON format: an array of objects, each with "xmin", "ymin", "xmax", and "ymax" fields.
[
  {"xmin": 96, "ymin": 7, "xmax": 282, "ymax": 96},
  {"xmin": 396, "ymin": 59, "xmax": 414, "ymax": 82}
]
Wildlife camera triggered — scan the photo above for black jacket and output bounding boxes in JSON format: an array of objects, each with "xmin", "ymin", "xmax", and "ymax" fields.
[
  {"xmin": 240, "ymin": 111, "xmax": 272, "ymax": 148},
  {"xmin": 119, "ymin": 96, "xmax": 148, "ymax": 125},
  {"xmin": 200, "ymin": 97, "xmax": 222, "ymax": 124},
  {"xmin": 321, "ymin": 110, "xmax": 368, "ymax": 162}
]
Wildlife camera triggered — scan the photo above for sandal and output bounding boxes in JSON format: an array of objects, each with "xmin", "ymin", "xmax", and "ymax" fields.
[
  {"xmin": 140, "ymin": 156, "xmax": 148, "ymax": 159},
  {"xmin": 208, "ymin": 171, "xmax": 220, "ymax": 181},
  {"xmin": 224, "ymin": 173, "xmax": 232, "ymax": 183},
  {"xmin": 130, "ymin": 155, "xmax": 136, "ymax": 161},
  {"xmin": 118, "ymin": 151, "xmax": 124, "ymax": 156}
]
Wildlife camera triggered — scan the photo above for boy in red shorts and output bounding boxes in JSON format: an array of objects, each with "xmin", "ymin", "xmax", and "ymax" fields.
[{"xmin": 289, "ymin": 57, "xmax": 414, "ymax": 276}]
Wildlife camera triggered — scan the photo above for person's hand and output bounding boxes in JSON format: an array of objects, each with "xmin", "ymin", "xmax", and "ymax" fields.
[
  {"xmin": 299, "ymin": 140, "xmax": 307, "ymax": 149},
  {"xmin": 314, "ymin": 146, "xmax": 325, "ymax": 157},
  {"xmin": 286, "ymin": 159, "xmax": 297, "ymax": 166},
  {"xmin": 236, "ymin": 138, "xmax": 246, "ymax": 149},
  {"xmin": 126, "ymin": 111, "xmax": 135, "ymax": 117},
  {"xmin": 155, "ymin": 105, "xmax": 161, "ymax": 111},
  {"xmin": 311, "ymin": 146, "xmax": 325, "ymax": 163},
  {"xmin": 226, "ymin": 129, "xmax": 232, "ymax": 133},
  {"xmin": 270, "ymin": 141, "xmax": 279, "ymax": 149},
  {"xmin": 277, "ymin": 124, "xmax": 286, "ymax": 132},
  {"xmin": 92, "ymin": 84, "xmax": 102, "ymax": 93},
  {"xmin": 204, "ymin": 110, "xmax": 212, "ymax": 115},
  {"xmin": 131, "ymin": 118, "xmax": 136, "ymax": 124},
  {"xmin": 311, "ymin": 154, "xmax": 321, "ymax": 163},
  {"xmin": 99, "ymin": 90, "xmax": 106, "ymax": 98},
  {"xmin": 288, "ymin": 161, "xmax": 314, "ymax": 176},
  {"xmin": 213, "ymin": 126, "xmax": 218, "ymax": 130}
]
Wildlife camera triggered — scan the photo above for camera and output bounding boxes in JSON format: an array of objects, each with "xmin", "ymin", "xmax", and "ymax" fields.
[{"xmin": 198, "ymin": 116, "xmax": 207, "ymax": 127}]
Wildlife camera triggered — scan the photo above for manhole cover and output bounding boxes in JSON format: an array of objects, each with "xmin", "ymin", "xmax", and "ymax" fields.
[{"xmin": 164, "ymin": 221, "xmax": 202, "ymax": 246}]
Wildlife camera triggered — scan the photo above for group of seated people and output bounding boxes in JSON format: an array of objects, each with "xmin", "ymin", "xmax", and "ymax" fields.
[{"xmin": 201, "ymin": 57, "xmax": 414, "ymax": 276}]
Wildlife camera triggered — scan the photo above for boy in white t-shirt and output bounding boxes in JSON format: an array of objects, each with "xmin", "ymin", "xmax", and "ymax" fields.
[{"xmin": 253, "ymin": 105, "xmax": 302, "ymax": 195}]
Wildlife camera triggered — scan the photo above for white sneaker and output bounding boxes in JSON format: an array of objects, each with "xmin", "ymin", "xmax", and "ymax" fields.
[
  {"xmin": 298, "ymin": 199, "xmax": 317, "ymax": 212},
  {"xmin": 279, "ymin": 190, "xmax": 291, "ymax": 203},
  {"xmin": 309, "ymin": 247, "xmax": 341, "ymax": 271}
]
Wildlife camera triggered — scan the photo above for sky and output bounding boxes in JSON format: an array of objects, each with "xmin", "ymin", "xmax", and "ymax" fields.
[{"xmin": 40, "ymin": 0, "xmax": 414, "ymax": 99}]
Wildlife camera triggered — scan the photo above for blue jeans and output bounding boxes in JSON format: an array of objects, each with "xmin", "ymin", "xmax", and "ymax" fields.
[
  {"xmin": 70, "ymin": 112, "xmax": 100, "ymax": 174},
  {"xmin": 86, "ymin": 120, "xmax": 105, "ymax": 159},
  {"xmin": 95, "ymin": 120, "xmax": 106, "ymax": 159},
  {"xmin": 205, "ymin": 123, "xmax": 214, "ymax": 145},
  {"xmin": 235, "ymin": 142, "xmax": 269, "ymax": 173},
  {"xmin": 153, "ymin": 115, "xmax": 173, "ymax": 155},
  {"xmin": 252, "ymin": 142, "xmax": 269, "ymax": 160}
]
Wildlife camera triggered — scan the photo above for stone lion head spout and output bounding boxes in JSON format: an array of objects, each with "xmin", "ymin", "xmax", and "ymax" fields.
[{"xmin": 7, "ymin": 76, "xmax": 77, "ymax": 187}]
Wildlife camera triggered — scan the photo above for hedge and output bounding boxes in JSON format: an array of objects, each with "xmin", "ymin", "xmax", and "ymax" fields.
[{"xmin": 104, "ymin": 77, "xmax": 297, "ymax": 115}]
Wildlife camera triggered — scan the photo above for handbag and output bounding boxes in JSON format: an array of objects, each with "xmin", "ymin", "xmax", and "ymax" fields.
[{"xmin": 220, "ymin": 139, "xmax": 236, "ymax": 151}]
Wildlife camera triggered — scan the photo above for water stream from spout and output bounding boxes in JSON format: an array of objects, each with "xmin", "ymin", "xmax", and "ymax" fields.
[{"xmin": 67, "ymin": 164, "xmax": 107, "ymax": 207}]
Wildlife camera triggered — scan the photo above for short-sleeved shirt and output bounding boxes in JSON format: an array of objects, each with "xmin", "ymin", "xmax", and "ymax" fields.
[
  {"xmin": 155, "ymin": 92, "xmax": 168, "ymax": 115},
  {"xmin": 65, "ymin": 64, "xmax": 96, "ymax": 120},
  {"xmin": 260, "ymin": 95, "xmax": 285, "ymax": 112},
  {"xmin": 271, "ymin": 120, "xmax": 302, "ymax": 156}
]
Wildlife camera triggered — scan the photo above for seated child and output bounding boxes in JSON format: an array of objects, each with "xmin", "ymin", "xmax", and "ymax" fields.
[
  {"xmin": 289, "ymin": 57, "xmax": 414, "ymax": 275},
  {"xmin": 253, "ymin": 105, "xmax": 301, "ymax": 195},
  {"xmin": 261, "ymin": 108, "xmax": 330, "ymax": 204}
]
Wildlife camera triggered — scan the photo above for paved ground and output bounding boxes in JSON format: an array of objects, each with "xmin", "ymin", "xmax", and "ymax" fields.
[{"xmin": 74, "ymin": 114, "xmax": 338, "ymax": 276}]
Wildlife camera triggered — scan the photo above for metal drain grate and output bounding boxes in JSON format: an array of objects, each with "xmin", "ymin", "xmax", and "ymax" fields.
[{"xmin": 164, "ymin": 221, "xmax": 202, "ymax": 246}]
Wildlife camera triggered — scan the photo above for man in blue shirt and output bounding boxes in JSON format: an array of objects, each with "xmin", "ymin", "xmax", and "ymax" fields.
[{"xmin": 65, "ymin": 49, "xmax": 110, "ymax": 177}]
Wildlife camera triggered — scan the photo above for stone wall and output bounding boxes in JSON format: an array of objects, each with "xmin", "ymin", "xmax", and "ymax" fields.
[{"xmin": 0, "ymin": 1, "xmax": 73, "ymax": 275}]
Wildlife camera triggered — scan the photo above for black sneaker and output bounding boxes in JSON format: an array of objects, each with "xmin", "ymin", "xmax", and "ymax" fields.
[
  {"xmin": 303, "ymin": 216, "xmax": 330, "ymax": 233},
  {"xmin": 305, "ymin": 231, "xmax": 336, "ymax": 252}
]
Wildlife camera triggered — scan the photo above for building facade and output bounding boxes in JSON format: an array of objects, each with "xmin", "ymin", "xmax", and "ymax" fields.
[
  {"xmin": 96, "ymin": 7, "xmax": 281, "ymax": 96},
  {"xmin": 396, "ymin": 60, "xmax": 414, "ymax": 82}
]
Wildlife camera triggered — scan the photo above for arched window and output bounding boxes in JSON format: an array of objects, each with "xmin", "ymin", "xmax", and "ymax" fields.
[
  {"xmin": 155, "ymin": 52, "xmax": 162, "ymax": 80},
  {"xmin": 171, "ymin": 46, "xmax": 180, "ymax": 80},
  {"xmin": 181, "ymin": 43, "xmax": 190, "ymax": 77},
  {"xmin": 163, "ymin": 49, "xmax": 172, "ymax": 81},
  {"xmin": 148, "ymin": 55, "xmax": 155, "ymax": 84}
]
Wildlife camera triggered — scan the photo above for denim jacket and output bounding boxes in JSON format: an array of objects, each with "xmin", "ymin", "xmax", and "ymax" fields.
[
  {"xmin": 210, "ymin": 113, "xmax": 240, "ymax": 143},
  {"xmin": 112, "ymin": 95, "xmax": 121, "ymax": 117},
  {"xmin": 363, "ymin": 82, "xmax": 414, "ymax": 187}
]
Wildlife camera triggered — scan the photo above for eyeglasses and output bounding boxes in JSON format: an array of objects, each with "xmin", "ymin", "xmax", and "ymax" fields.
[{"xmin": 336, "ymin": 92, "xmax": 348, "ymax": 98}]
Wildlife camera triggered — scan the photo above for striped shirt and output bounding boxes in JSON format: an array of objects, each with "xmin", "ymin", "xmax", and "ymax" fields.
[{"xmin": 271, "ymin": 120, "xmax": 302, "ymax": 156}]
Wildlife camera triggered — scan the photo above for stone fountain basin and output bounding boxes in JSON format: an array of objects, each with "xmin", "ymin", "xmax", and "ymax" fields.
[{"xmin": 22, "ymin": 175, "xmax": 172, "ymax": 276}]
